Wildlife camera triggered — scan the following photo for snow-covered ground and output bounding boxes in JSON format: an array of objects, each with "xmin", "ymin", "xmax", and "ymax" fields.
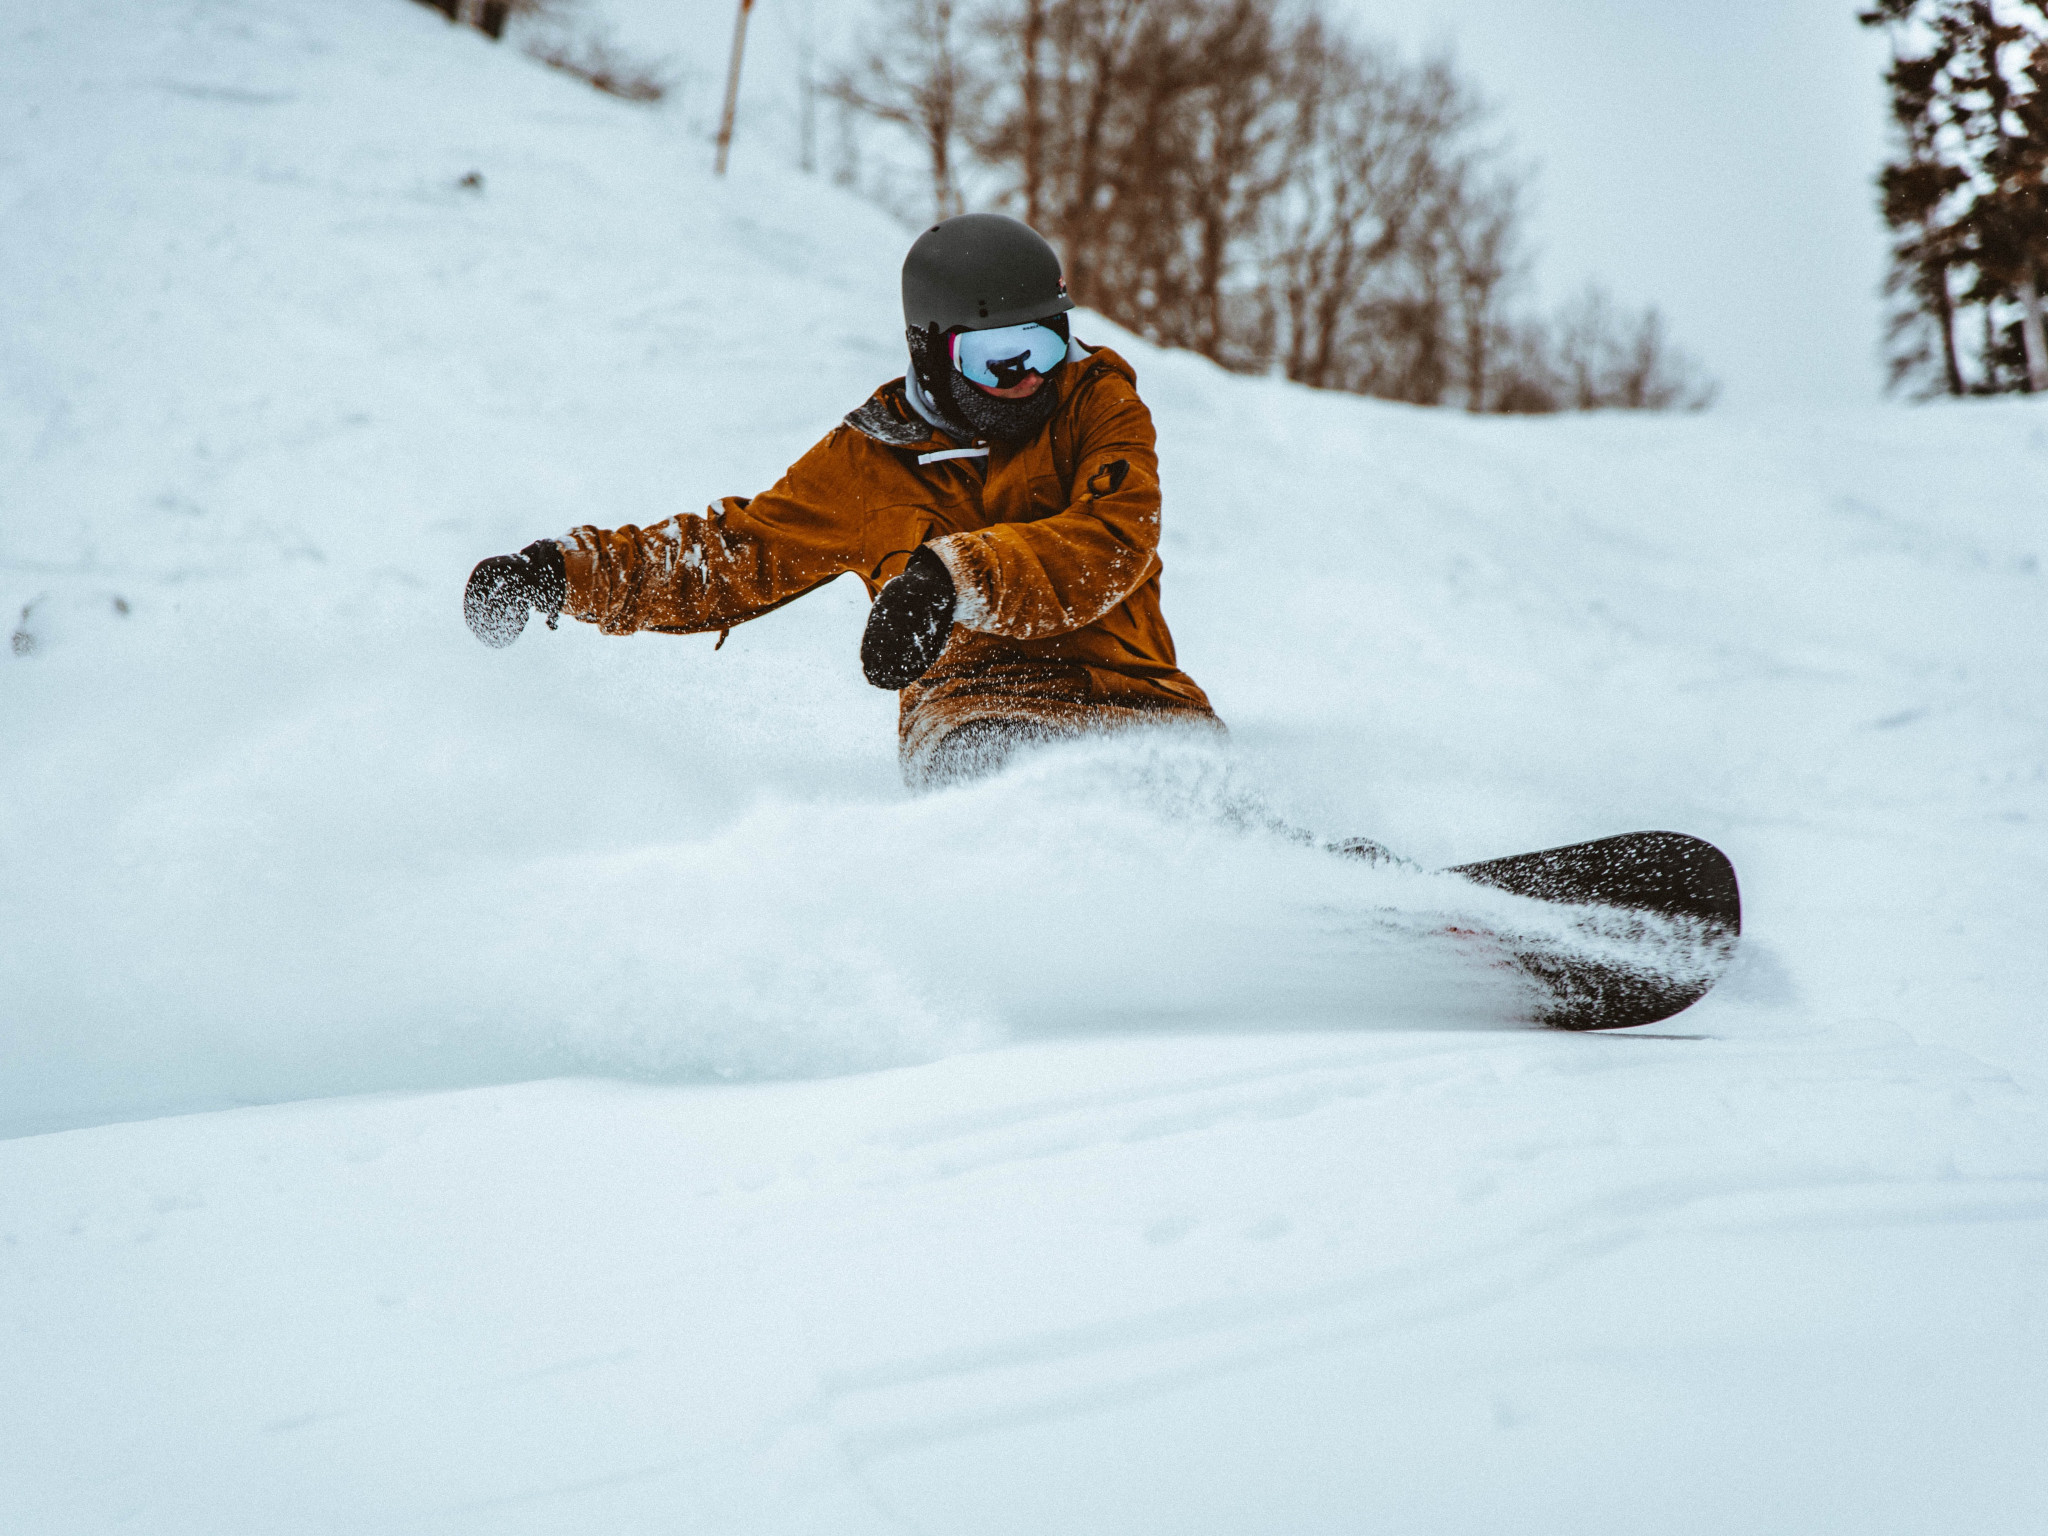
[{"xmin": 4, "ymin": 2, "xmax": 2045, "ymax": 1530}]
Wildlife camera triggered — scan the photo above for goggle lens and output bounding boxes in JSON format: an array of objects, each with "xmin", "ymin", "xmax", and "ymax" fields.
[{"xmin": 950, "ymin": 322, "xmax": 1068, "ymax": 389}]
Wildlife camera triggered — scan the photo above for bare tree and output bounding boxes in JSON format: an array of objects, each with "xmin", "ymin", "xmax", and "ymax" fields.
[
  {"xmin": 829, "ymin": 0, "xmax": 1717, "ymax": 413},
  {"xmin": 1257, "ymin": 31, "xmax": 1474, "ymax": 391},
  {"xmin": 1441, "ymin": 169, "xmax": 1525, "ymax": 410},
  {"xmin": 966, "ymin": 0, "xmax": 1290, "ymax": 357},
  {"xmin": 1002, "ymin": 0, "xmax": 1153, "ymax": 305},
  {"xmin": 1485, "ymin": 318, "xmax": 1566, "ymax": 413},
  {"xmin": 829, "ymin": 0, "xmax": 983, "ymax": 221},
  {"xmin": 1010, "ymin": 0, "xmax": 1051, "ymax": 225},
  {"xmin": 1550, "ymin": 285, "xmax": 1717, "ymax": 411},
  {"xmin": 1144, "ymin": 2, "xmax": 1296, "ymax": 360}
]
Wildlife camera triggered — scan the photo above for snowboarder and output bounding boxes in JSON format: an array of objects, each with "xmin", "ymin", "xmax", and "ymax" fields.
[{"xmin": 462, "ymin": 213, "xmax": 1219, "ymax": 786}]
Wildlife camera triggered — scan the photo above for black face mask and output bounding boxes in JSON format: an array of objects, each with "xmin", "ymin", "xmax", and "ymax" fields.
[{"xmin": 907, "ymin": 313, "xmax": 1069, "ymax": 447}]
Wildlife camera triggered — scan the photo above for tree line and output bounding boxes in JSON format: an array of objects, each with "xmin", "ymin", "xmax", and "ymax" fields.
[
  {"xmin": 1863, "ymin": 0, "xmax": 2048, "ymax": 395},
  {"xmin": 829, "ymin": 0, "xmax": 1716, "ymax": 413}
]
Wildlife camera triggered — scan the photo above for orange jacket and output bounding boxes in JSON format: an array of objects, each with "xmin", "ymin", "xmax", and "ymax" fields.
[{"xmin": 558, "ymin": 343, "xmax": 1216, "ymax": 768}]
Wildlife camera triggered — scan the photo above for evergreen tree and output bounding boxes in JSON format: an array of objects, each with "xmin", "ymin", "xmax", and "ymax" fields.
[{"xmin": 1862, "ymin": 1, "xmax": 2048, "ymax": 395}]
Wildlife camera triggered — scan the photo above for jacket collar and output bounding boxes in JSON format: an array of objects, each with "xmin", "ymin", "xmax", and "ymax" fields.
[
  {"xmin": 843, "ymin": 381, "xmax": 949, "ymax": 449},
  {"xmin": 902, "ymin": 366, "xmax": 958, "ymax": 438},
  {"xmin": 844, "ymin": 341, "xmax": 1100, "ymax": 451}
]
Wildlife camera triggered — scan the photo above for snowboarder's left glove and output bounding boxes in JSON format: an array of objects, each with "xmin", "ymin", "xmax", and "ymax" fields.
[
  {"xmin": 862, "ymin": 545, "xmax": 956, "ymax": 689},
  {"xmin": 464, "ymin": 539, "xmax": 567, "ymax": 649}
]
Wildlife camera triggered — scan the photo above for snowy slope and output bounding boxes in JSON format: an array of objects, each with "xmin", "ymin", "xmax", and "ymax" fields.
[{"xmin": 3, "ymin": 2, "xmax": 2046, "ymax": 1532}]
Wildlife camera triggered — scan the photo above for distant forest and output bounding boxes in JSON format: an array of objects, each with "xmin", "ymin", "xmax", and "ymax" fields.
[
  {"xmin": 827, "ymin": 0, "xmax": 1717, "ymax": 414},
  {"xmin": 1863, "ymin": 1, "xmax": 2048, "ymax": 396},
  {"xmin": 414, "ymin": 0, "xmax": 1717, "ymax": 413}
]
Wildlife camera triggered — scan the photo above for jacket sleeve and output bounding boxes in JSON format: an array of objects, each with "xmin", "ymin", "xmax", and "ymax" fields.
[
  {"xmin": 556, "ymin": 428, "xmax": 889, "ymax": 636},
  {"xmin": 928, "ymin": 369, "xmax": 1163, "ymax": 641}
]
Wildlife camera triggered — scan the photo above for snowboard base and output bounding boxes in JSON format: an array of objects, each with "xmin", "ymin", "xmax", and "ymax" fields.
[
  {"xmin": 1341, "ymin": 830, "xmax": 1743, "ymax": 1031},
  {"xmin": 1452, "ymin": 831, "xmax": 1741, "ymax": 1030}
]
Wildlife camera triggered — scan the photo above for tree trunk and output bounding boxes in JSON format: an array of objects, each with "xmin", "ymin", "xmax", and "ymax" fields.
[
  {"xmin": 930, "ymin": 116, "xmax": 957, "ymax": 221},
  {"xmin": 1021, "ymin": 0, "xmax": 1046, "ymax": 228},
  {"xmin": 1931, "ymin": 256, "xmax": 1965, "ymax": 397},
  {"xmin": 933, "ymin": 0, "xmax": 963, "ymax": 220},
  {"xmin": 1064, "ymin": 54, "xmax": 1117, "ymax": 306},
  {"xmin": 2019, "ymin": 271, "xmax": 2048, "ymax": 395},
  {"xmin": 796, "ymin": 21, "xmax": 816, "ymax": 175},
  {"xmin": 1465, "ymin": 318, "xmax": 1487, "ymax": 412},
  {"xmin": 1461, "ymin": 274, "xmax": 1493, "ymax": 412}
]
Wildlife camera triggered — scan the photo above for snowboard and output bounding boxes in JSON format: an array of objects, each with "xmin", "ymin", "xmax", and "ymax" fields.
[{"xmin": 1340, "ymin": 830, "xmax": 1742, "ymax": 1031}]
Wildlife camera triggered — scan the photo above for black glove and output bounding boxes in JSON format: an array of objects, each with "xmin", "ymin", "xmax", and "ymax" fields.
[
  {"xmin": 464, "ymin": 539, "xmax": 567, "ymax": 649},
  {"xmin": 861, "ymin": 545, "xmax": 957, "ymax": 689}
]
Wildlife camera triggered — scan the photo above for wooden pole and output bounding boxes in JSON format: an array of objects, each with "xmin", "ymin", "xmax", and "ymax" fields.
[{"xmin": 714, "ymin": 0, "xmax": 755, "ymax": 177}]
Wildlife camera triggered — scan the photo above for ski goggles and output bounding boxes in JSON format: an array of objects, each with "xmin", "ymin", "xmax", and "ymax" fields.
[{"xmin": 949, "ymin": 321, "xmax": 1068, "ymax": 389}]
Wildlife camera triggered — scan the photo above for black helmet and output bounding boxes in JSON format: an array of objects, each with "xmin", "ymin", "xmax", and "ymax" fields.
[{"xmin": 902, "ymin": 213, "xmax": 1073, "ymax": 334}]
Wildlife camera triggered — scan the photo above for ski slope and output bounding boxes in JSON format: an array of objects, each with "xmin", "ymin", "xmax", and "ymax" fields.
[{"xmin": 3, "ymin": 2, "xmax": 2045, "ymax": 1531}]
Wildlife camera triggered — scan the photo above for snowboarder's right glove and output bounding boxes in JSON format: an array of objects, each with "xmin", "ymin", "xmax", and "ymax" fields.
[
  {"xmin": 861, "ymin": 544, "xmax": 956, "ymax": 689},
  {"xmin": 464, "ymin": 539, "xmax": 567, "ymax": 649}
]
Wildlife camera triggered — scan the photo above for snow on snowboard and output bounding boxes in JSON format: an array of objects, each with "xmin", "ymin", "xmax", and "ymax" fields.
[{"xmin": 1342, "ymin": 830, "xmax": 1743, "ymax": 1031}]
